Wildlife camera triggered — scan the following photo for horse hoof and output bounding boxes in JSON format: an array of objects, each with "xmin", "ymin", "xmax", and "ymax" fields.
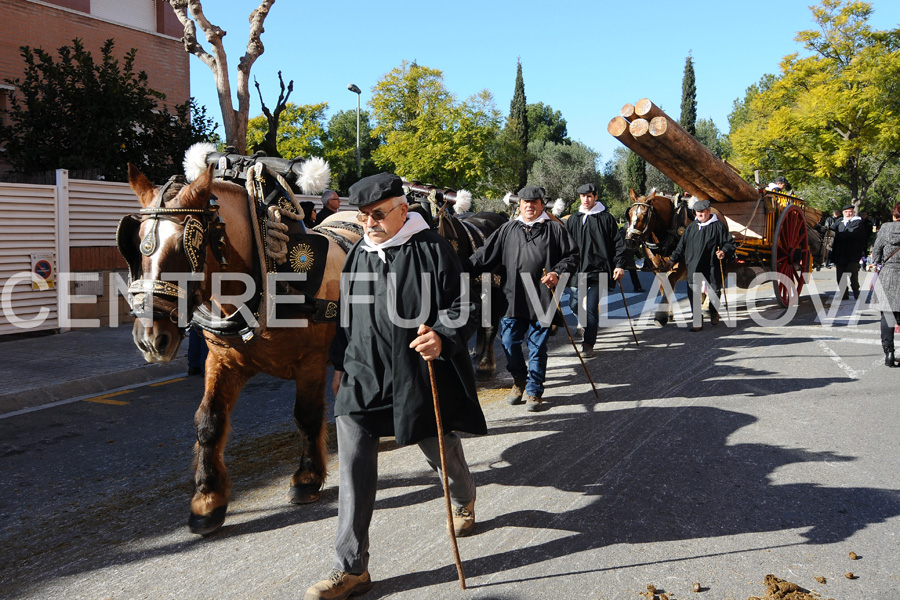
[
  {"xmin": 188, "ymin": 505, "xmax": 227, "ymax": 536},
  {"xmin": 653, "ymin": 320, "xmax": 665, "ymax": 328},
  {"xmin": 288, "ymin": 483, "xmax": 321, "ymax": 505}
]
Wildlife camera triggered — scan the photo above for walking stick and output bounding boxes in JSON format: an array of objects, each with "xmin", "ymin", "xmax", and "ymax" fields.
[
  {"xmin": 427, "ymin": 359, "xmax": 467, "ymax": 590},
  {"xmin": 543, "ymin": 270, "xmax": 600, "ymax": 399},
  {"xmin": 717, "ymin": 246, "xmax": 729, "ymax": 312},
  {"xmin": 617, "ymin": 280, "xmax": 640, "ymax": 347}
]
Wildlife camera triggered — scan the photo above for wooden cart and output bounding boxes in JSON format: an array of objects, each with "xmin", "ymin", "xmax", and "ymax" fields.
[{"xmin": 609, "ymin": 98, "xmax": 827, "ymax": 307}]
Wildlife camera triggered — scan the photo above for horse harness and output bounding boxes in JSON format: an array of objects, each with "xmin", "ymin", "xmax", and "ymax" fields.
[
  {"xmin": 627, "ymin": 196, "xmax": 690, "ymax": 257},
  {"xmin": 117, "ymin": 175, "xmax": 226, "ymax": 326}
]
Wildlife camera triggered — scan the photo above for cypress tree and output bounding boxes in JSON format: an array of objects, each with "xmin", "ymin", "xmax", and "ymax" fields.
[
  {"xmin": 679, "ymin": 53, "xmax": 697, "ymax": 136},
  {"xmin": 509, "ymin": 58, "xmax": 529, "ymax": 190},
  {"xmin": 626, "ymin": 151, "xmax": 647, "ymax": 195}
]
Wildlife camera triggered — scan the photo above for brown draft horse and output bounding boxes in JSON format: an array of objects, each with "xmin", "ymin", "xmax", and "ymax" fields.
[
  {"xmin": 121, "ymin": 162, "xmax": 357, "ymax": 535},
  {"xmin": 624, "ymin": 189, "xmax": 723, "ymax": 326}
]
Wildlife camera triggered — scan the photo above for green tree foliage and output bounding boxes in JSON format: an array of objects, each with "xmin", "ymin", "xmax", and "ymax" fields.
[
  {"xmin": 369, "ymin": 61, "xmax": 502, "ymax": 196},
  {"xmin": 626, "ymin": 151, "xmax": 647, "ymax": 195},
  {"xmin": 729, "ymin": 0, "xmax": 900, "ymax": 210},
  {"xmin": 0, "ymin": 38, "xmax": 216, "ymax": 182},
  {"xmin": 509, "ymin": 59, "xmax": 529, "ymax": 190},
  {"xmin": 528, "ymin": 140, "xmax": 600, "ymax": 212},
  {"xmin": 246, "ymin": 102, "xmax": 328, "ymax": 160},
  {"xmin": 527, "ymin": 102, "xmax": 569, "ymax": 145},
  {"xmin": 695, "ymin": 118, "xmax": 727, "ymax": 159},
  {"xmin": 322, "ymin": 109, "xmax": 382, "ymax": 194},
  {"xmin": 680, "ymin": 53, "xmax": 697, "ymax": 136}
]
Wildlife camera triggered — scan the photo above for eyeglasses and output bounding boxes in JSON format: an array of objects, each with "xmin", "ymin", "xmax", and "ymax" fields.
[{"xmin": 356, "ymin": 203, "xmax": 403, "ymax": 223}]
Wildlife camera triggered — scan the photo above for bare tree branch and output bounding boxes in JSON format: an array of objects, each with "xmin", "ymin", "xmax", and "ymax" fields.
[{"xmin": 165, "ymin": 0, "xmax": 275, "ymax": 153}]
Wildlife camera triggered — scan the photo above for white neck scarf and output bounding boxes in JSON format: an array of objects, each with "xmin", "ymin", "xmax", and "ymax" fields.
[
  {"xmin": 843, "ymin": 215, "xmax": 861, "ymax": 225},
  {"xmin": 516, "ymin": 211, "xmax": 550, "ymax": 226},
  {"xmin": 579, "ymin": 202, "xmax": 606, "ymax": 223},
  {"xmin": 697, "ymin": 214, "xmax": 719, "ymax": 228},
  {"xmin": 360, "ymin": 211, "xmax": 430, "ymax": 263}
]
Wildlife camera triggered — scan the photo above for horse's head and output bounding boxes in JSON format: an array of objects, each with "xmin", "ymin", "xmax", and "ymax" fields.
[
  {"xmin": 624, "ymin": 189, "xmax": 659, "ymax": 251},
  {"xmin": 119, "ymin": 162, "xmax": 219, "ymax": 363}
]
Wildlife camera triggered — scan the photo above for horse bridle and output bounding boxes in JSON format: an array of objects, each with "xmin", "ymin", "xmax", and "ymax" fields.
[
  {"xmin": 117, "ymin": 175, "xmax": 226, "ymax": 325},
  {"xmin": 626, "ymin": 201, "xmax": 657, "ymax": 245}
]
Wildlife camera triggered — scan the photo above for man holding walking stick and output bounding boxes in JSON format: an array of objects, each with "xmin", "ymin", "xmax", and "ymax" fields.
[
  {"xmin": 664, "ymin": 199, "xmax": 735, "ymax": 332},
  {"xmin": 467, "ymin": 185, "xmax": 579, "ymax": 412},
  {"xmin": 305, "ymin": 173, "xmax": 486, "ymax": 600},
  {"xmin": 564, "ymin": 183, "xmax": 627, "ymax": 357}
]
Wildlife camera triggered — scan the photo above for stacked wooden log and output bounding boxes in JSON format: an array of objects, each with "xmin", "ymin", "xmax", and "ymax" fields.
[{"xmin": 608, "ymin": 98, "xmax": 759, "ymax": 203}]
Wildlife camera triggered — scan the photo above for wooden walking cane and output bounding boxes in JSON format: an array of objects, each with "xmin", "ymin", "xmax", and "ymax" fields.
[
  {"xmin": 426, "ymin": 359, "xmax": 467, "ymax": 590},
  {"xmin": 718, "ymin": 246, "xmax": 729, "ymax": 312},
  {"xmin": 616, "ymin": 280, "xmax": 640, "ymax": 347},
  {"xmin": 543, "ymin": 270, "xmax": 600, "ymax": 399}
]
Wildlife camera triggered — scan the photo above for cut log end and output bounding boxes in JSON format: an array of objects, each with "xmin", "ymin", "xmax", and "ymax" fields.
[
  {"xmin": 629, "ymin": 118, "xmax": 650, "ymax": 138},
  {"xmin": 608, "ymin": 116, "xmax": 629, "ymax": 137},
  {"xmin": 620, "ymin": 103, "xmax": 635, "ymax": 119}
]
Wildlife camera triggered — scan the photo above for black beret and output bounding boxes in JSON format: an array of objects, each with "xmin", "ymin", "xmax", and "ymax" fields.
[
  {"xmin": 348, "ymin": 172, "xmax": 405, "ymax": 207},
  {"xmin": 576, "ymin": 183, "xmax": 597, "ymax": 195},
  {"xmin": 693, "ymin": 199, "xmax": 711, "ymax": 211},
  {"xmin": 774, "ymin": 176, "xmax": 788, "ymax": 184},
  {"xmin": 842, "ymin": 204, "xmax": 855, "ymax": 211},
  {"xmin": 518, "ymin": 185, "xmax": 546, "ymax": 201}
]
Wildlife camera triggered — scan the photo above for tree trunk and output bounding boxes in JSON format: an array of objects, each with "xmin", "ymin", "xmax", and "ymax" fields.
[
  {"xmin": 608, "ymin": 116, "xmax": 706, "ymax": 198},
  {"xmin": 649, "ymin": 115, "xmax": 758, "ymax": 202}
]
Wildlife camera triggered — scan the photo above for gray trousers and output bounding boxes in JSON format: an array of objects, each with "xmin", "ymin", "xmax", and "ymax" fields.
[{"xmin": 332, "ymin": 415, "xmax": 476, "ymax": 574}]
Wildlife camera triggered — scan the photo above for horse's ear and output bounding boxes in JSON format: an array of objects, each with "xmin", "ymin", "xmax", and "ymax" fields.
[
  {"xmin": 647, "ymin": 190, "xmax": 656, "ymax": 200},
  {"xmin": 128, "ymin": 163, "xmax": 157, "ymax": 208},
  {"xmin": 181, "ymin": 163, "xmax": 215, "ymax": 209},
  {"xmin": 629, "ymin": 188, "xmax": 637, "ymax": 202}
]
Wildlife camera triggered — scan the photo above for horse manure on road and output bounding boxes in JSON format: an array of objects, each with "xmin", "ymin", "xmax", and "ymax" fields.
[{"xmin": 747, "ymin": 574, "xmax": 830, "ymax": 600}]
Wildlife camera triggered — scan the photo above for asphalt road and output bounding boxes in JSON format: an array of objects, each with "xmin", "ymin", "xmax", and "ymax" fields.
[{"xmin": 1, "ymin": 271, "xmax": 898, "ymax": 599}]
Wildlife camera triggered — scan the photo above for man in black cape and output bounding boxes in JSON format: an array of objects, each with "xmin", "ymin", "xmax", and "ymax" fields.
[
  {"xmin": 305, "ymin": 173, "xmax": 487, "ymax": 600},
  {"xmin": 564, "ymin": 182, "xmax": 626, "ymax": 357},
  {"xmin": 665, "ymin": 199, "xmax": 736, "ymax": 331},
  {"xmin": 467, "ymin": 185, "xmax": 578, "ymax": 411},
  {"xmin": 829, "ymin": 204, "xmax": 869, "ymax": 300}
]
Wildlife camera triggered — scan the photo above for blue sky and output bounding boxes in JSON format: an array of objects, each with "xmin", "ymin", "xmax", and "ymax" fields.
[{"xmin": 188, "ymin": 0, "xmax": 900, "ymax": 167}]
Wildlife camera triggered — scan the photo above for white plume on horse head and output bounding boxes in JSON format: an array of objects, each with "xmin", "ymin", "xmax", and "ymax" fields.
[
  {"xmin": 551, "ymin": 198, "xmax": 566, "ymax": 217},
  {"xmin": 502, "ymin": 192, "xmax": 515, "ymax": 206},
  {"xmin": 298, "ymin": 157, "xmax": 330, "ymax": 195},
  {"xmin": 454, "ymin": 189, "xmax": 472, "ymax": 213},
  {"xmin": 184, "ymin": 142, "xmax": 217, "ymax": 182}
]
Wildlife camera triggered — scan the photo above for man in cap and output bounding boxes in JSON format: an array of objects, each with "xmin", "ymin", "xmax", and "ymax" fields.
[
  {"xmin": 828, "ymin": 204, "xmax": 868, "ymax": 300},
  {"xmin": 305, "ymin": 172, "xmax": 487, "ymax": 600},
  {"xmin": 564, "ymin": 183, "xmax": 626, "ymax": 357},
  {"xmin": 467, "ymin": 185, "xmax": 579, "ymax": 411},
  {"xmin": 664, "ymin": 200, "xmax": 736, "ymax": 331},
  {"xmin": 314, "ymin": 189, "xmax": 341, "ymax": 226}
]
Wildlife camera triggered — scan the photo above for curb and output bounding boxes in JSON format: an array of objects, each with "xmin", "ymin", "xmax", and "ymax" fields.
[{"xmin": 0, "ymin": 359, "xmax": 189, "ymax": 417}]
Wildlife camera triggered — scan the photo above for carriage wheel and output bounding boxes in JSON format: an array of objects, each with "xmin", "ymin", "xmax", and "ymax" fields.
[{"xmin": 771, "ymin": 205, "xmax": 810, "ymax": 307}]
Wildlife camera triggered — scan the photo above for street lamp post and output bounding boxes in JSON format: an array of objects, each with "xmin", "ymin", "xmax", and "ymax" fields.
[{"xmin": 347, "ymin": 83, "xmax": 361, "ymax": 178}]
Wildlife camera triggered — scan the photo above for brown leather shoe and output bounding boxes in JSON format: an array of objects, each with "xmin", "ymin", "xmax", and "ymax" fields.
[
  {"xmin": 450, "ymin": 499, "xmax": 476, "ymax": 537},
  {"xmin": 689, "ymin": 326, "xmax": 703, "ymax": 332},
  {"xmin": 524, "ymin": 394, "xmax": 543, "ymax": 412},
  {"xmin": 506, "ymin": 378, "xmax": 526, "ymax": 405},
  {"xmin": 304, "ymin": 570, "xmax": 373, "ymax": 600},
  {"xmin": 710, "ymin": 313, "xmax": 720, "ymax": 326}
]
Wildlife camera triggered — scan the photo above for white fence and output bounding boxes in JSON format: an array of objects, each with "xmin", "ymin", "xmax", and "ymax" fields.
[{"xmin": 0, "ymin": 170, "xmax": 344, "ymax": 336}]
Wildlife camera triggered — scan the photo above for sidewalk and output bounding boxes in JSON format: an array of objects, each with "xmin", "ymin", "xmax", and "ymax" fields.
[{"xmin": 0, "ymin": 325, "xmax": 188, "ymax": 416}]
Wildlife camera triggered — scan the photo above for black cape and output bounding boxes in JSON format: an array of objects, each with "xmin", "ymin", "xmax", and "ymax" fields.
[
  {"xmin": 467, "ymin": 217, "xmax": 579, "ymax": 321},
  {"xmin": 829, "ymin": 217, "xmax": 868, "ymax": 264},
  {"xmin": 329, "ymin": 229, "xmax": 487, "ymax": 446},
  {"xmin": 314, "ymin": 206, "xmax": 336, "ymax": 226},
  {"xmin": 565, "ymin": 209, "xmax": 626, "ymax": 283},
  {"xmin": 670, "ymin": 217, "xmax": 736, "ymax": 287}
]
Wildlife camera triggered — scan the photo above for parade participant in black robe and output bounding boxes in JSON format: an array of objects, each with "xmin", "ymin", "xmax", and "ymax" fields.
[
  {"xmin": 564, "ymin": 182, "xmax": 626, "ymax": 357},
  {"xmin": 829, "ymin": 204, "xmax": 869, "ymax": 300},
  {"xmin": 467, "ymin": 185, "xmax": 578, "ymax": 411},
  {"xmin": 305, "ymin": 173, "xmax": 486, "ymax": 600},
  {"xmin": 665, "ymin": 200, "xmax": 736, "ymax": 331}
]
